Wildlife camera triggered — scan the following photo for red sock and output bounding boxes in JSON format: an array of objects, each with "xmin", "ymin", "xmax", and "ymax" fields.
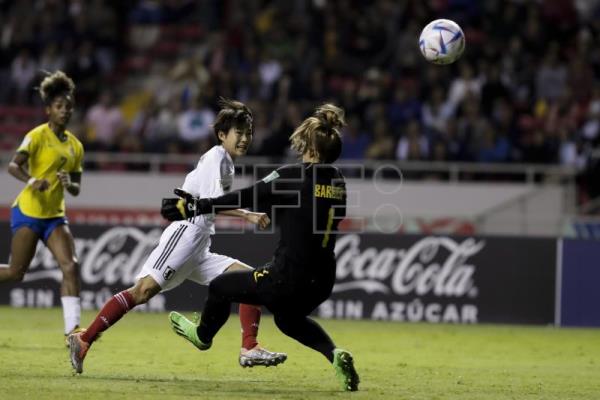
[
  {"xmin": 81, "ymin": 290, "xmax": 136, "ymax": 344},
  {"xmin": 239, "ymin": 304, "xmax": 261, "ymax": 350}
]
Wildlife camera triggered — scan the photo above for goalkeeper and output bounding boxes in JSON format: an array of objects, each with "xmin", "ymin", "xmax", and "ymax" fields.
[{"xmin": 164, "ymin": 104, "xmax": 359, "ymax": 392}]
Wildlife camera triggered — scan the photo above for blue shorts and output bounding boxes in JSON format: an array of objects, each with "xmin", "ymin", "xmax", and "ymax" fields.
[{"xmin": 10, "ymin": 206, "xmax": 68, "ymax": 243}]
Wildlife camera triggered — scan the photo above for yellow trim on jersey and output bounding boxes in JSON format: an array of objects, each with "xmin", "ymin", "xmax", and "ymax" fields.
[
  {"xmin": 12, "ymin": 124, "xmax": 84, "ymax": 218},
  {"xmin": 253, "ymin": 269, "xmax": 270, "ymax": 282},
  {"xmin": 321, "ymin": 207, "xmax": 335, "ymax": 248},
  {"xmin": 314, "ymin": 184, "xmax": 344, "ymax": 200}
]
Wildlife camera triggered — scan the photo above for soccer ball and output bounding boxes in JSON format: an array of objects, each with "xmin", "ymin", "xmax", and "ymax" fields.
[{"xmin": 418, "ymin": 19, "xmax": 465, "ymax": 65}]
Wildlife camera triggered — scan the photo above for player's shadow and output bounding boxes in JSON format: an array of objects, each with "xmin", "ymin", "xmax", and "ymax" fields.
[{"xmin": 74, "ymin": 373, "xmax": 338, "ymax": 395}]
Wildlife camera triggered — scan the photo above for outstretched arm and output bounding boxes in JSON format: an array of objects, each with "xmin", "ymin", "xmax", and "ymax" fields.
[
  {"xmin": 219, "ymin": 209, "xmax": 271, "ymax": 230},
  {"xmin": 161, "ymin": 181, "xmax": 277, "ymax": 221},
  {"xmin": 161, "ymin": 166, "xmax": 302, "ymax": 221},
  {"xmin": 201, "ymin": 180, "xmax": 275, "ymax": 211}
]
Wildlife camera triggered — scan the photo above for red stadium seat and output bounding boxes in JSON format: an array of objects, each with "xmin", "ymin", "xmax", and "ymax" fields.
[
  {"xmin": 0, "ymin": 123, "xmax": 31, "ymax": 137},
  {"xmin": 0, "ymin": 106, "xmax": 44, "ymax": 122}
]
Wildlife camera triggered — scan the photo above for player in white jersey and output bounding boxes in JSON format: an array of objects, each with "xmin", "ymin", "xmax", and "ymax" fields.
[{"xmin": 68, "ymin": 99, "xmax": 286, "ymax": 374}]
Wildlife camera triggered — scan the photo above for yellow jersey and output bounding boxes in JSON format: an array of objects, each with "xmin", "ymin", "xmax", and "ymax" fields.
[{"xmin": 12, "ymin": 123, "xmax": 84, "ymax": 218}]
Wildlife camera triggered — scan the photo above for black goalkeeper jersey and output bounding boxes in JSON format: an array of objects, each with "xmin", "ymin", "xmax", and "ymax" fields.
[{"xmin": 200, "ymin": 162, "xmax": 346, "ymax": 286}]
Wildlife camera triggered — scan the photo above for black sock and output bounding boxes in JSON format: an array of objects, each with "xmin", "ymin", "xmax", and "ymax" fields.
[{"xmin": 274, "ymin": 314, "xmax": 336, "ymax": 362}]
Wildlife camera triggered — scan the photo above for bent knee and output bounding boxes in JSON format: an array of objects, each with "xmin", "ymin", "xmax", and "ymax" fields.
[
  {"xmin": 208, "ymin": 278, "xmax": 227, "ymax": 297},
  {"xmin": 6, "ymin": 263, "xmax": 28, "ymax": 282},
  {"xmin": 11, "ymin": 268, "xmax": 27, "ymax": 282},
  {"xmin": 129, "ymin": 286, "xmax": 152, "ymax": 304},
  {"xmin": 129, "ymin": 278, "xmax": 160, "ymax": 304}
]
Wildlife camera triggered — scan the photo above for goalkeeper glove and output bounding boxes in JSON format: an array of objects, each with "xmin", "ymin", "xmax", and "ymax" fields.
[
  {"xmin": 160, "ymin": 188, "xmax": 196, "ymax": 221},
  {"xmin": 160, "ymin": 188, "xmax": 212, "ymax": 221}
]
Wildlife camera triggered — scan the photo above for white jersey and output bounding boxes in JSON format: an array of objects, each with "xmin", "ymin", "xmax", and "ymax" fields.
[
  {"xmin": 134, "ymin": 145, "xmax": 246, "ymax": 291},
  {"xmin": 181, "ymin": 145, "xmax": 235, "ymax": 234}
]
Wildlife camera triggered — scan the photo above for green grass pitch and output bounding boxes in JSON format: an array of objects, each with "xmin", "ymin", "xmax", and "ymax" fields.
[{"xmin": 0, "ymin": 306, "xmax": 599, "ymax": 399}]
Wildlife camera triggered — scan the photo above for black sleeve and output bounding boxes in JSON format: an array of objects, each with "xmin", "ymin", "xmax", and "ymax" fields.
[{"xmin": 196, "ymin": 164, "xmax": 302, "ymax": 214}]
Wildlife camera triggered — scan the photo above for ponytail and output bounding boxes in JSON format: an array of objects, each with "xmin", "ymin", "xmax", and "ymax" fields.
[{"xmin": 290, "ymin": 103, "xmax": 345, "ymax": 163}]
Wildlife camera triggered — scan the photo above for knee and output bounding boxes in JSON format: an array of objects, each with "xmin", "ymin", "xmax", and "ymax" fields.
[
  {"xmin": 10, "ymin": 267, "xmax": 27, "ymax": 282},
  {"xmin": 129, "ymin": 286, "xmax": 150, "ymax": 305},
  {"xmin": 129, "ymin": 278, "xmax": 160, "ymax": 304},
  {"xmin": 6, "ymin": 262, "xmax": 28, "ymax": 282},
  {"xmin": 208, "ymin": 278, "xmax": 225, "ymax": 298}
]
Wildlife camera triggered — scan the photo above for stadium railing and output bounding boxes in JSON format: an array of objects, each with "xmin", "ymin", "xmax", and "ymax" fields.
[{"xmin": 0, "ymin": 151, "xmax": 578, "ymax": 184}]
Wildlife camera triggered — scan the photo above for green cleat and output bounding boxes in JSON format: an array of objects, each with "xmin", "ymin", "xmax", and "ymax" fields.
[
  {"xmin": 333, "ymin": 348, "xmax": 359, "ymax": 391},
  {"xmin": 168, "ymin": 311, "xmax": 212, "ymax": 351}
]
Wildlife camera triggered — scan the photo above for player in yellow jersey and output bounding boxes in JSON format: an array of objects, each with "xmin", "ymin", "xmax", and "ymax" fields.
[{"xmin": 0, "ymin": 71, "xmax": 85, "ymax": 342}]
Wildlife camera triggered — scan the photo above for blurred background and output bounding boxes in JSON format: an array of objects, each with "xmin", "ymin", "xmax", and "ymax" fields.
[
  {"xmin": 0, "ymin": 0, "xmax": 599, "ymax": 326},
  {"xmin": 1, "ymin": 0, "xmax": 600, "ymax": 236}
]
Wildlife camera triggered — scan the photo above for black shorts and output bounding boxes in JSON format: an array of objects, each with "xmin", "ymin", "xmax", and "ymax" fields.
[{"xmin": 253, "ymin": 258, "xmax": 335, "ymax": 315}]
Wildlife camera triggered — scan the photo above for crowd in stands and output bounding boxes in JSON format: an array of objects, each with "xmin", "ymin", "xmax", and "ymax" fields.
[{"xmin": 1, "ymin": 0, "xmax": 600, "ymax": 198}]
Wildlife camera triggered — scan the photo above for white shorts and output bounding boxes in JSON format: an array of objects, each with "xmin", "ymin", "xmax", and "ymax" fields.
[{"xmin": 135, "ymin": 221, "xmax": 245, "ymax": 292}]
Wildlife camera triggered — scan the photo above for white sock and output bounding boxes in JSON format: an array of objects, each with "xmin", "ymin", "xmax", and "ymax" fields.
[{"xmin": 61, "ymin": 296, "xmax": 81, "ymax": 335}]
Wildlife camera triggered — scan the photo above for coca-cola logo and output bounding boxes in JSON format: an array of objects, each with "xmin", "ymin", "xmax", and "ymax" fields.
[
  {"xmin": 23, "ymin": 227, "xmax": 162, "ymax": 285},
  {"xmin": 334, "ymin": 234, "xmax": 485, "ymax": 298}
]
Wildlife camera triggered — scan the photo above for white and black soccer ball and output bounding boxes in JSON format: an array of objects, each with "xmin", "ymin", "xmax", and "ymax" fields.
[{"xmin": 418, "ymin": 19, "xmax": 465, "ymax": 65}]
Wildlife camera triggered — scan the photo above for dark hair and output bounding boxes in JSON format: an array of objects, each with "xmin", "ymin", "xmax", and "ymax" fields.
[
  {"xmin": 290, "ymin": 103, "xmax": 345, "ymax": 163},
  {"xmin": 212, "ymin": 97, "xmax": 253, "ymax": 144},
  {"xmin": 38, "ymin": 70, "xmax": 75, "ymax": 105}
]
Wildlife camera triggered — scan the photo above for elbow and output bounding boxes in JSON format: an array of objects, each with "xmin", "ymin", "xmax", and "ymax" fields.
[{"xmin": 7, "ymin": 162, "xmax": 18, "ymax": 177}]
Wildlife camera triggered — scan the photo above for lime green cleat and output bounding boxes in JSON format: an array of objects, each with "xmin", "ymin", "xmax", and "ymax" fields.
[
  {"xmin": 333, "ymin": 348, "xmax": 359, "ymax": 391},
  {"xmin": 168, "ymin": 311, "xmax": 211, "ymax": 350}
]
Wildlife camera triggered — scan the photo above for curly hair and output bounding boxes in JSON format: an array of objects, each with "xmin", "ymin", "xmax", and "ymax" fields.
[{"xmin": 38, "ymin": 70, "xmax": 75, "ymax": 105}]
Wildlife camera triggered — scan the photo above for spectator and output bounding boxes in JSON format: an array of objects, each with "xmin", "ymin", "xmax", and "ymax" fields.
[
  {"xmin": 38, "ymin": 44, "xmax": 66, "ymax": 75},
  {"xmin": 85, "ymin": 90, "xmax": 125, "ymax": 150},
  {"xmin": 340, "ymin": 116, "xmax": 370, "ymax": 160},
  {"xmin": 422, "ymin": 87, "xmax": 455, "ymax": 135},
  {"xmin": 480, "ymin": 65, "xmax": 511, "ymax": 117},
  {"xmin": 261, "ymin": 103, "xmax": 302, "ymax": 157},
  {"xmin": 9, "ymin": 49, "xmax": 37, "ymax": 104},
  {"xmin": 535, "ymin": 46, "xmax": 568, "ymax": 103},
  {"xmin": 447, "ymin": 62, "xmax": 481, "ymax": 110},
  {"xmin": 396, "ymin": 119, "xmax": 429, "ymax": 161},
  {"xmin": 131, "ymin": 96, "xmax": 167, "ymax": 152},
  {"xmin": 0, "ymin": 0, "xmax": 598, "ymax": 204},
  {"xmin": 456, "ymin": 97, "xmax": 488, "ymax": 160},
  {"xmin": 365, "ymin": 120, "xmax": 395, "ymax": 160},
  {"xmin": 68, "ymin": 40, "xmax": 101, "ymax": 107},
  {"xmin": 476, "ymin": 123, "xmax": 510, "ymax": 163},
  {"xmin": 176, "ymin": 95, "xmax": 215, "ymax": 150},
  {"xmin": 387, "ymin": 86, "xmax": 422, "ymax": 127}
]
